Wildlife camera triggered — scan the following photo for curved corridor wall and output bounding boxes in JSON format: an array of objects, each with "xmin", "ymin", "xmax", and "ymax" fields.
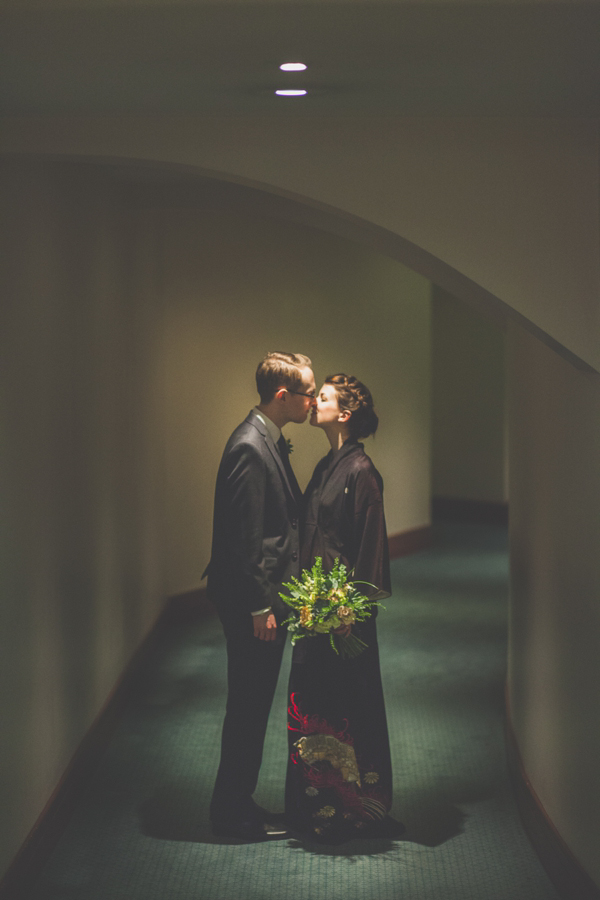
[
  {"xmin": 508, "ymin": 324, "xmax": 600, "ymax": 887},
  {"xmin": 1, "ymin": 109, "xmax": 600, "ymax": 891},
  {"xmin": 0, "ymin": 157, "xmax": 432, "ymax": 876},
  {"xmin": 0, "ymin": 160, "xmax": 166, "ymax": 874},
  {"xmin": 1, "ymin": 115, "xmax": 598, "ymax": 371}
]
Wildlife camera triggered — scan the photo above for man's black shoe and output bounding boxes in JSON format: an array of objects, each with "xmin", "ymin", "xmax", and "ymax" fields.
[
  {"xmin": 212, "ymin": 819, "xmax": 289, "ymax": 842},
  {"xmin": 253, "ymin": 804, "xmax": 286, "ymax": 824}
]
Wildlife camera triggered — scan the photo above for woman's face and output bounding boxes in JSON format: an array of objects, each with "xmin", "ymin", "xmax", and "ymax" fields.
[{"xmin": 311, "ymin": 383, "xmax": 345, "ymax": 428}]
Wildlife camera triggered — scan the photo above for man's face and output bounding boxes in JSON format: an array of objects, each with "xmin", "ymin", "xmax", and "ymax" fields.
[{"xmin": 285, "ymin": 365, "xmax": 316, "ymax": 424}]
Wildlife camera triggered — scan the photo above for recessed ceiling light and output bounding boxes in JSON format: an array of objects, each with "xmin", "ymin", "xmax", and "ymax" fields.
[
  {"xmin": 275, "ymin": 89, "xmax": 307, "ymax": 97},
  {"xmin": 279, "ymin": 63, "xmax": 307, "ymax": 72}
]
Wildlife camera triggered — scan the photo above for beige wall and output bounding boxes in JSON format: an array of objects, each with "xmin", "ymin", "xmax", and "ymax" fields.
[
  {"xmin": 157, "ymin": 205, "xmax": 431, "ymax": 595},
  {"xmin": 432, "ymin": 286, "xmax": 507, "ymax": 503},
  {"xmin": 0, "ymin": 160, "xmax": 166, "ymax": 872},
  {"xmin": 1, "ymin": 115, "xmax": 598, "ymax": 371},
  {"xmin": 508, "ymin": 323, "xmax": 600, "ymax": 885},
  {"xmin": 0, "ymin": 160, "xmax": 432, "ymax": 873}
]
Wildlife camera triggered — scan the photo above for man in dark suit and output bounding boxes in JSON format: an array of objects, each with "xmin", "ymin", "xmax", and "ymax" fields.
[{"xmin": 205, "ymin": 351, "xmax": 315, "ymax": 841}]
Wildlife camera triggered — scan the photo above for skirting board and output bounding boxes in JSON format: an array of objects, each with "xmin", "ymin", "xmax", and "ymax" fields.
[
  {"xmin": 165, "ymin": 524, "xmax": 434, "ymax": 619},
  {"xmin": 505, "ymin": 696, "xmax": 600, "ymax": 900},
  {"xmin": 388, "ymin": 524, "xmax": 432, "ymax": 559},
  {"xmin": 432, "ymin": 496, "xmax": 509, "ymax": 526}
]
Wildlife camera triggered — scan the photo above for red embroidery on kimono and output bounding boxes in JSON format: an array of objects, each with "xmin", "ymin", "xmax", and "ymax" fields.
[{"xmin": 287, "ymin": 693, "xmax": 354, "ymax": 745}]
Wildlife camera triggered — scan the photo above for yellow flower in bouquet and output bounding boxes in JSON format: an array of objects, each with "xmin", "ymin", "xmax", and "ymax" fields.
[
  {"xmin": 279, "ymin": 557, "xmax": 384, "ymax": 658},
  {"xmin": 329, "ymin": 586, "xmax": 348, "ymax": 605},
  {"xmin": 299, "ymin": 606, "xmax": 313, "ymax": 626}
]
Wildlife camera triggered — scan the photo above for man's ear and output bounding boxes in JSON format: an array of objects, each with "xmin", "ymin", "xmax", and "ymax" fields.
[{"xmin": 276, "ymin": 388, "xmax": 287, "ymax": 401}]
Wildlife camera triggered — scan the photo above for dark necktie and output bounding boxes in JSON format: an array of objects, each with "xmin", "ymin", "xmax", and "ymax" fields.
[{"xmin": 277, "ymin": 435, "xmax": 302, "ymax": 504}]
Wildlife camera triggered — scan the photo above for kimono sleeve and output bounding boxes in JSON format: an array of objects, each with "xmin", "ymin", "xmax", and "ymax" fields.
[{"xmin": 351, "ymin": 467, "xmax": 392, "ymax": 599}]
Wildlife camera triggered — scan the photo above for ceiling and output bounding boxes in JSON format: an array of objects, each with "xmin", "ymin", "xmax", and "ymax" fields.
[{"xmin": 0, "ymin": 1, "xmax": 598, "ymax": 116}]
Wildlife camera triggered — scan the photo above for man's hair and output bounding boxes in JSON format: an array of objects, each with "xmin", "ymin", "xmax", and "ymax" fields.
[{"xmin": 256, "ymin": 351, "xmax": 312, "ymax": 403}]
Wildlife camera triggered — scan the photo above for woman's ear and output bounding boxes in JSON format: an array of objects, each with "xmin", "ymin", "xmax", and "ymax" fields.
[{"xmin": 338, "ymin": 408, "xmax": 352, "ymax": 423}]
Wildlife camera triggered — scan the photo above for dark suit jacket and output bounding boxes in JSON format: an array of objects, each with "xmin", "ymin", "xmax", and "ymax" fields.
[{"xmin": 204, "ymin": 410, "xmax": 300, "ymax": 627}]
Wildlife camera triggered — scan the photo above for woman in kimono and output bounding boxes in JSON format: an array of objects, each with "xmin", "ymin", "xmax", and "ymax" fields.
[{"xmin": 285, "ymin": 374, "xmax": 402, "ymax": 843}]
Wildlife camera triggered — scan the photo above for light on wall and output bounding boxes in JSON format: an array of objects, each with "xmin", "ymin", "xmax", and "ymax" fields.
[{"xmin": 279, "ymin": 63, "xmax": 307, "ymax": 72}]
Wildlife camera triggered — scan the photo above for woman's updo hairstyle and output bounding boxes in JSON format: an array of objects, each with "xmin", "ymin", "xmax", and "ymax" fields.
[{"xmin": 325, "ymin": 374, "xmax": 379, "ymax": 440}]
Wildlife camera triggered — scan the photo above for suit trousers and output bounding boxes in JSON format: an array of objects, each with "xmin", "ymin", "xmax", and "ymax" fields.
[{"xmin": 210, "ymin": 616, "xmax": 287, "ymax": 826}]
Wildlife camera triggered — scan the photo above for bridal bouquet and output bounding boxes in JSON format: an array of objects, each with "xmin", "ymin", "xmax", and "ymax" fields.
[{"xmin": 279, "ymin": 557, "xmax": 383, "ymax": 658}]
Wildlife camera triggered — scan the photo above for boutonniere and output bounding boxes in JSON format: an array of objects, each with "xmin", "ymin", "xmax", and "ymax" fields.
[{"xmin": 286, "ymin": 438, "xmax": 294, "ymax": 454}]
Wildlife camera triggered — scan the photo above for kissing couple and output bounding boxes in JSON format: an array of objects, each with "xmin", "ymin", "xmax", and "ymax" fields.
[{"xmin": 204, "ymin": 351, "xmax": 403, "ymax": 845}]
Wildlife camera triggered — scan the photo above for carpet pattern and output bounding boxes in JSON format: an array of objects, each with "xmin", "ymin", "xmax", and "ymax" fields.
[{"xmin": 30, "ymin": 524, "xmax": 560, "ymax": 899}]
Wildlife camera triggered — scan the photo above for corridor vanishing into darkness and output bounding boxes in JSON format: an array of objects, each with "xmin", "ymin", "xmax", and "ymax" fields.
[{"xmin": 29, "ymin": 525, "xmax": 559, "ymax": 900}]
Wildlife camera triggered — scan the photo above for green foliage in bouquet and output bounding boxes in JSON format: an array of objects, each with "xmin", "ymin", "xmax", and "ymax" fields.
[{"xmin": 279, "ymin": 557, "xmax": 384, "ymax": 658}]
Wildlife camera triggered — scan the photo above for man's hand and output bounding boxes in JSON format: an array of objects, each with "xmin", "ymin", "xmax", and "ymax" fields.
[{"xmin": 253, "ymin": 611, "xmax": 277, "ymax": 641}]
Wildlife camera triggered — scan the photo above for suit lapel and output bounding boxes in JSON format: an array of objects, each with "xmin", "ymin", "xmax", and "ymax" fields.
[{"xmin": 246, "ymin": 411, "xmax": 298, "ymax": 505}]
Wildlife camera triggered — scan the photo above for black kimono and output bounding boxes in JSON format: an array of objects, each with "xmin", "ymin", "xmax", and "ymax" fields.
[{"xmin": 285, "ymin": 440, "xmax": 393, "ymax": 842}]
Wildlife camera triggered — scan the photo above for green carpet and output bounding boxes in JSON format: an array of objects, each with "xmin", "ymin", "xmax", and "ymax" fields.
[{"xmin": 30, "ymin": 524, "xmax": 560, "ymax": 899}]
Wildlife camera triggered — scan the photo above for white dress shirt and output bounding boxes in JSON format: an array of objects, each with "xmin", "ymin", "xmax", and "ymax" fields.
[{"xmin": 252, "ymin": 406, "xmax": 281, "ymax": 445}]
